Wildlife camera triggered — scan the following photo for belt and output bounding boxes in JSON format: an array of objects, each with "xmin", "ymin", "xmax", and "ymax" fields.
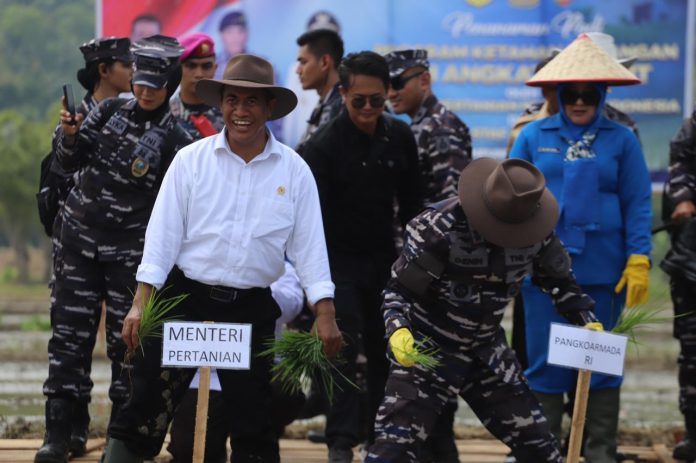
[{"xmin": 172, "ymin": 267, "xmax": 267, "ymax": 303}]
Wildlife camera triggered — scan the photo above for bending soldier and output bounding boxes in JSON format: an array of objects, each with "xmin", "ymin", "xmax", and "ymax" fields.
[{"xmin": 365, "ymin": 158, "xmax": 599, "ymax": 463}]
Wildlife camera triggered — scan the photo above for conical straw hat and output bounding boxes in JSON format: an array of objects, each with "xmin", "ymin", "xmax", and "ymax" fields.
[{"xmin": 526, "ymin": 33, "xmax": 640, "ymax": 87}]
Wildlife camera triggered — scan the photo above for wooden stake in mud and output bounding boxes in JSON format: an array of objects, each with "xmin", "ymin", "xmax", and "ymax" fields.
[
  {"xmin": 192, "ymin": 366, "xmax": 211, "ymax": 463},
  {"xmin": 566, "ymin": 369, "xmax": 592, "ymax": 463}
]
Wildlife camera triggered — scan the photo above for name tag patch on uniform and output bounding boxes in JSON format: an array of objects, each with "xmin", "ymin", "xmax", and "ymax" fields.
[
  {"xmin": 538, "ymin": 147, "xmax": 560, "ymax": 153},
  {"xmin": 105, "ymin": 115, "xmax": 128, "ymax": 135}
]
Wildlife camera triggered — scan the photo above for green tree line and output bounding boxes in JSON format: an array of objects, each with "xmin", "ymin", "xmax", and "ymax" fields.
[{"xmin": 0, "ymin": 0, "xmax": 94, "ymax": 282}]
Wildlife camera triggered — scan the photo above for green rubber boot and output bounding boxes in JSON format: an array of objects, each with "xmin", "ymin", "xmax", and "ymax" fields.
[
  {"xmin": 102, "ymin": 438, "xmax": 143, "ymax": 463},
  {"xmin": 583, "ymin": 387, "xmax": 620, "ymax": 463},
  {"xmin": 533, "ymin": 392, "xmax": 564, "ymax": 443}
]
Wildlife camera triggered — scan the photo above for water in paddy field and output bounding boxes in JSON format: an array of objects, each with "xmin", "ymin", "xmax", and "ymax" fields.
[{"xmin": 0, "ymin": 307, "xmax": 683, "ymax": 438}]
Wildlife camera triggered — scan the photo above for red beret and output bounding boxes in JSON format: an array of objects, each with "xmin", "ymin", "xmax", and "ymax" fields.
[{"xmin": 179, "ymin": 32, "xmax": 215, "ymax": 62}]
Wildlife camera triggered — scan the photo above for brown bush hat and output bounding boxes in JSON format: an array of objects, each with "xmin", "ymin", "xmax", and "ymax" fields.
[
  {"xmin": 458, "ymin": 158, "xmax": 559, "ymax": 248},
  {"xmin": 196, "ymin": 54, "xmax": 297, "ymax": 120}
]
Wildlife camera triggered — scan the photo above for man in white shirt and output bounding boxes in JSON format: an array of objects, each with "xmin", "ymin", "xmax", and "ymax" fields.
[{"xmin": 103, "ymin": 54, "xmax": 342, "ymax": 463}]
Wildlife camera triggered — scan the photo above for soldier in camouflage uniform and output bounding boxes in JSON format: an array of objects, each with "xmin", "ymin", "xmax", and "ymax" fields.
[
  {"xmin": 661, "ymin": 109, "xmax": 696, "ymax": 461},
  {"xmin": 170, "ymin": 33, "xmax": 225, "ymax": 140},
  {"xmin": 385, "ymin": 49, "xmax": 472, "ymax": 206},
  {"xmin": 35, "ymin": 35, "xmax": 191, "ymax": 463},
  {"xmin": 365, "ymin": 158, "xmax": 600, "ymax": 463},
  {"xmin": 294, "ymin": 28, "xmax": 344, "ymax": 153},
  {"xmin": 384, "ymin": 48, "xmax": 472, "ymax": 463},
  {"xmin": 43, "ymin": 37, "xmax": 135, "ymax": 460}
]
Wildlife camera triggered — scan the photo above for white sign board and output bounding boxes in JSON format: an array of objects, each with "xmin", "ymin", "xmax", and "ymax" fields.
[
  {"xmin": 547, "ymin": 323, "xmax": 628, "ymax": 377},
  {"xmin": 162, "ymin": 321, "xmax": 252, "ymax": 370}
]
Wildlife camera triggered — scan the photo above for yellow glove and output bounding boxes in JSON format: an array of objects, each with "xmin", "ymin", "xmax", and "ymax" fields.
[
  {"xmin": 389, "ymin": 328, "xmax": 416, "ymax": 368},
  {"xmin": 614, "ymin": 254, "xmax": 650, "ymax": 308},
  {"xmin": 584, "ymin": 322, "xmax": 604, "ymax": 332}
]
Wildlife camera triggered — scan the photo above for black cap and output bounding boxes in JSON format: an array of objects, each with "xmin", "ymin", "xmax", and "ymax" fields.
[
  {"xmin": 219, "ymin": 11, "xmax": 247, "ymax": 31},
  {"xmin": 384, "ymin": 49, "xmax": 430, "ymax": 79},
  {"xmin": 80, "ymin": 37, "xmax": 133, "ymax": 64},
  {"xmin": 131, "ymin": 35, "xmax": 184, "ymax": 89}
]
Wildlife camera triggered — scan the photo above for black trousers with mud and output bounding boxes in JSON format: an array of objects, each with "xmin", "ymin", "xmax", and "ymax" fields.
[
  {"xmin": 43, "ymin": 245, "xmax": 134, "ymax": 406},
  {"xmin": 671, "ymin": 275, "xmax": 696, "ymax": 414},
  {"xmin": 365, "ymin": 347, "xmax": 563, "ymax": 463},
  {"xmin": 108, "ymin": 267, "xmax": 281, "ymax": 462}
]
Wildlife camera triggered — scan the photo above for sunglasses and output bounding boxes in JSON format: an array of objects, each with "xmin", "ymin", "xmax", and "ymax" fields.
[
  {"xmin": 350, "ymin": 94, "xmax": 386, "ymax": 109},
  {"xmin": 560, "ymin": 87, "xmax": 601, "ymax": 106},
  {"xmin": 390, "ymin": 71, "xmax": 425, "ymax": 91}
]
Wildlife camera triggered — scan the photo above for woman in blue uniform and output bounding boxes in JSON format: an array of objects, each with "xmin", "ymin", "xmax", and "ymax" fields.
[{"xmin": 509, "ymin": 34, "xmax": 651, "ymax": 463}]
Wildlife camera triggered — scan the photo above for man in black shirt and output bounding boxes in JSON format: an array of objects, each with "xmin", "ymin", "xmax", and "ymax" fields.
[{"xmin": 302, "ymin": 51, "xmax": 421, "ymax": 463}]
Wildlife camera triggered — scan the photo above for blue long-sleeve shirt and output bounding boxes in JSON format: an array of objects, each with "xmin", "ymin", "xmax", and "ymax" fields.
[{"xmin": 509, "ymin": 113, "xmax": 651, "ymax": 285}]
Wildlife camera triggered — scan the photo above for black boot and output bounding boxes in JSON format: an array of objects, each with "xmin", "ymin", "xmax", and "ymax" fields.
[
  {"xmin": 674, "ymin": 410, "xmax": 696, "ymax": 462},
  {"xmin": 34, "ymin": 398, "xmax": 73, "ymax": 463},
  {"xmin": 69, "ymin": 399, "xmax": 90, "ymax": 457}
]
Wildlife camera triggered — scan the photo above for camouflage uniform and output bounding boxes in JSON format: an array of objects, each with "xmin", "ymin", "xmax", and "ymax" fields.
[
  {"xmin": 663, "ymin": 111, "xmax": 696, "ymax": 415},
  {"xmin": 295, "ymin": 83, "xmax": 342, "ymax": 153},
  {"xmin": 365, "ymin": 197, "xmax": 596, "ymax": 463},
  {"xmin": 169, "ymin": 94, "xmax": 225, "ymax": 141},
  {"xmin": 46, "ymin": 97, "xmax": 191, "ymax": 409},
  {"xmin": 48, "ymin": 93, "xmax": 99, "ymax": 263},
  {"xmin": 410, "ymin": 95, "xmax": 472, "ymax": 205}
]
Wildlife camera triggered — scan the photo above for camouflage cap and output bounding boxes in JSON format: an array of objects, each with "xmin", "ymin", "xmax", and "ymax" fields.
[
  {"xmin": 131, "ymin": 35, "xmax": 184, "ymax": 89},
  {"xmin": 80, "ymin": 37, "xmax": 133, "ymax": 64},
  {"xmin": 384, "ymin": 49, "xmax": 429, "ymax": 78}
]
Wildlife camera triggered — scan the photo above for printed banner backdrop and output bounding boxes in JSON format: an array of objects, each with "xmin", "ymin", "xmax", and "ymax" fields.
[{"xmin": 99, "ymin": 0, "xmax": 695, "ymax": 173}]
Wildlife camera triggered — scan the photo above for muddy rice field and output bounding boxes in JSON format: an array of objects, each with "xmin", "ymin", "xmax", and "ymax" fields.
[{"xmin": 0, "ymin": 294, "xmax": 684, "ymax": 447}]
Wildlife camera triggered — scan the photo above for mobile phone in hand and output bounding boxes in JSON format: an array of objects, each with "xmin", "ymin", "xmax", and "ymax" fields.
[{"xmin": 62, "ymin": 83, "xmax": 76, "ymax": 125}]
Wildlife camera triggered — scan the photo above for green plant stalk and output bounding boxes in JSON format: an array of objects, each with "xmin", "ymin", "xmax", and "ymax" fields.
[
  {"xmin": 135, "ymin": 288, "xmax": 187, "ymax": 355},
  {"xmin": 395, "ymin": 337, "xmax": 441, "ymax": 371},
  {"xmin": 259, "ymin": 330, "xmax": 358, "ymax": 404},
  {"xmin": 611, "ymin": 305, "xmax": 677, "ymax": 347}
]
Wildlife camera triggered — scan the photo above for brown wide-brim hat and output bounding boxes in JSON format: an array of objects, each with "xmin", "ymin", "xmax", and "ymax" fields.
[
  {"xmin": 458, "ymin": 158, "xmax": 559, "ymax": 248},
  {"xmin": 196, "ymin": 54, "xmax": 297, "ymax": 120},
  {"xmin": 526, "ymin": 33, "xmax": 641, "ymax": 87}
]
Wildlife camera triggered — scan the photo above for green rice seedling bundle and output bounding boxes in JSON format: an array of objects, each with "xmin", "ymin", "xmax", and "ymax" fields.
[
  {"xmin": 392, "ymin": 337, "xmax": 441, "ymax": 371},
  {"xmin": 259, "ymin": 330, "xmax": 357, "ymax": 404},
  {"xmin": 133, "ymin": 288, "xmax": 187, "ymax": 357},
  {"xmin": 611, "ymin": 305, "xmax": 674, "ymax": 346}
]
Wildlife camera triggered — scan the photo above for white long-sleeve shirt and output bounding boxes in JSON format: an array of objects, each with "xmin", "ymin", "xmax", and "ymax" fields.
[{"xmin": 136, "ymin": 129, "xmax": 334, "ymax": 305}]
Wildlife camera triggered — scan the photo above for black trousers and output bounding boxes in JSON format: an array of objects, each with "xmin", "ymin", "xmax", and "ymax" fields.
[
  {"xmin": 167, "ymin": 380, "xmax": 305, "ymax": 462},
  {"xmin": 109, "ymin": 267, "xmax": 281, "ymax": 462},
  {"xmin": 325, "ymin": 252, "xmax": 392, "ymax": 450},
  {"xmin": 672, "ymin": 275, "xmax": 696, "ymax": 414}
]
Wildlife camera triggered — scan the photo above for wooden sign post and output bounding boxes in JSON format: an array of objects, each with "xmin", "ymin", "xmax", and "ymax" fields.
[
  {"xmin": 566, "ymin": 369, "xmax": 591, "ymax": 463},
  {"xmin": 161, "ymin": 321, "xmax": 252, "ymax": 463},
  {"xmin": 546, "ymin": 323, "xmax": 628, "ymax": 463},
  {"xmin": 192, "ymin": 366, "xmax": 211, "ymax": 463}
]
